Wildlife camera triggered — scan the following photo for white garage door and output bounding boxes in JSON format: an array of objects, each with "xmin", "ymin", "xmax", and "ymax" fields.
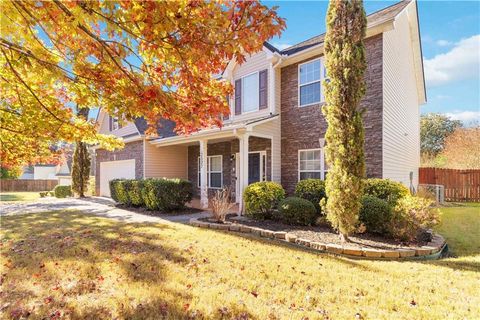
[{"xmin": 99, "ymin": 159, "xmax": 136, "ymax": 197}]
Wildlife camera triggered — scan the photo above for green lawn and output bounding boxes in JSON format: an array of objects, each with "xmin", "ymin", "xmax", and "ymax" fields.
[
  {"xmin": 435, "ymin": 204, "xmax": 480, "ymax": 257},
  {"xmin": 0, "ymin": 205, "xmax": 478, "ymax": 319},
  {"xmin": 0, "ymin": 192, "xmax": 41, "ymax": 202}
]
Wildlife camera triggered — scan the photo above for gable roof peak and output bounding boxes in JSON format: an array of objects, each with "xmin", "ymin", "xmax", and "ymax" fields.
[{"xmin": 281, "ymin": 0, "xmax": 411, "ymax": 56}]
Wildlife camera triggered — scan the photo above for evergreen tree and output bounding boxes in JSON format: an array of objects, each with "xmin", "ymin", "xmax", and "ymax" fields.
[
  {"xmin": 71, "ymin": 107, "xmax": 91, "ymax": 197},
  {"xmin": 322, "ymin": 0, "xmax": 367, "ymax": 241}
]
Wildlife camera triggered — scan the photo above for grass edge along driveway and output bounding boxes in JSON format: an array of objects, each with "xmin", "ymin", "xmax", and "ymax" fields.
[
  {"xmin": 0, "ymin": 205, "xmax": 479, "ymax": 319},
  {"xmin": 0, "ymin": 192, "xmax": 41, "ymax": 203}
]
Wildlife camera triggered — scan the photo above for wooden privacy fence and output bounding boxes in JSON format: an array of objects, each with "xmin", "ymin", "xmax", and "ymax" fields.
[
  {"xmin": 0, "ymin": 179, "xmax": 58, "ymax": 192},
  {"xmin": 419, "ymin": 168, "xmax": 480, "ymax": 202}
]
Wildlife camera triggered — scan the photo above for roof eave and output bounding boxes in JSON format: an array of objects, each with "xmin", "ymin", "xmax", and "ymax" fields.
[{"xmin": 279, "ymin": 20, "xmax": 395, "ymax": 67}]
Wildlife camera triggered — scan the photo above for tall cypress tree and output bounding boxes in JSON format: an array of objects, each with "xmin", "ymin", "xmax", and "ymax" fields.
[
  {"xmin": 322, "ymin": 0, "xmax": 367, "ymax": 241},
  {"xmin": 71, "ymin": 107, "xmax": 91, "ymax": 197}
]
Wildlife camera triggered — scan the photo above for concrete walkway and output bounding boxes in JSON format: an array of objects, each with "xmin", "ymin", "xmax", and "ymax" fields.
[{"xmin": 0, "ymin": 197, "xmax": 210, "ymax": 224}]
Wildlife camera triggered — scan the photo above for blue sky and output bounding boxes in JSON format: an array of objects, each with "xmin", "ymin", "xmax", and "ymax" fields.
[{"xmin": 265, "ymin": 0, "xmax": 480, "ymax": 124}]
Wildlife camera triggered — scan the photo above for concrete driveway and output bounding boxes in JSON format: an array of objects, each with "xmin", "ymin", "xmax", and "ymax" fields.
[{"xmin": 0, "ymin": 196, "xmax": 210, "ymax": 224}]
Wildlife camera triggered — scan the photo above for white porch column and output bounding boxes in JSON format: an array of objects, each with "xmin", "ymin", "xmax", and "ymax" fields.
[
  {"xmin": 238, "ymin": 133, "xmax": 249, "ymax": 215},
  {"xmin": 199, "ymin": 139, "xmax": 209, "ymax": 209}
]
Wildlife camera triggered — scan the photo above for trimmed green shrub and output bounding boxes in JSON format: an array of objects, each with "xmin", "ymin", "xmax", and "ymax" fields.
[
  {"xmin": 278, "ymin": 197, "xmax": 317, "ymax": 226},
  {"xmin": 116, "ymin": 179, "xmax": 133, "ymax": 206},
  {"xmin": 129, "ymin": 179, "xmax": 145, "ymax": 207},
  {"xmin": 364, "ymin": 178, "xmax": 409, "ymax": 205},
  {"xmin": 243, "ymin": 181, "xmax": 285, "ymax": 220},
  {"xmin": 141, "ymin": 178, "xmax": 193, "ymax": 211},
  {"xmin": 390, "ymin": 195, "xmax": 441, "ymax": 242},
  {"xmin": 39, "ymin": 191, "xmax": 48, "ymax": 198},
  {"xmin": 109, "ymin": 179, "xmax": 123, "ymax": 202},
  {"xmin": 53, "ymin": 185, "xmax": 72, "ymax": 198},
  {"xmin": 359, "ymin": 195, "xmax": 392, "ymax": 235},
  {"xmin": 294, "ymin": 179, "xmax": 326, "ymax": 214}
]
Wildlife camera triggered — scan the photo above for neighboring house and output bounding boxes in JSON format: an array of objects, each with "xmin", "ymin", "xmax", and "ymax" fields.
[
  {"xmin": 93, "ymin": 1, "xmax": 425, "ymax": 212},
  {"xmin": 20, "ymin": 163, "xmax": 71, "ymax": 185},
  {"xmin": 19, "ymin": 152, "xmax": 73, "ymax": 185}
]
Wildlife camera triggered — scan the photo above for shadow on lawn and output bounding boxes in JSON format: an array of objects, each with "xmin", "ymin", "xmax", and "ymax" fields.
[
  {"xmin": 228, "ymin": 230, "xmax": 382, "ymax": 273},
  {"xmin": 2, "ymin": 212, "xmax": 187, "ymax": 281},
  {"xmin": 2, "ymin": 211, "xmax": 259, "ymax": 319},
  {"xmin": 1, "ymin": 212, "xmax": 209, "ymax": 319},
  {"xmin": 425, "ymin": 258, "xmax": 479, "ymax": 273}
]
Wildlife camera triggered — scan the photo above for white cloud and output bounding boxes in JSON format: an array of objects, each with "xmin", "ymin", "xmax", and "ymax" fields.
[
  {"xmin": 272, "ymin": 42, "xmax": 293, "ymax": 50},
  {"xmin": 445, "ymin": 110, "xmax": 480, "ymax": 124},
  {"xmin": 435, "ymin": 39, "xmax": 452, "ymax": 47},
  {"xmin": 424, "ymin": 34, "xmax": 480, "ymax": 87}
]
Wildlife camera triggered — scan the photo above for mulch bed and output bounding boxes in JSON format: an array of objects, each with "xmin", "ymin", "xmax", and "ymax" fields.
[
  {"xmin": 213, "ymin": 216, "xmax": 428, "ymax": 250},
  {"xmin": 115, "ymin": 204, "xmax": 204, "ymax": 216}
]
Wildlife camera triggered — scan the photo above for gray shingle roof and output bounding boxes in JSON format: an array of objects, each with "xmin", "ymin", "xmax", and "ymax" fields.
[
  {"xmin": 134, "ymin": 117, "xmax": 177, "ymax": 138},
  {"xmin": 276, "ymin": 1, "xmax": 410, "ymax": 56}
]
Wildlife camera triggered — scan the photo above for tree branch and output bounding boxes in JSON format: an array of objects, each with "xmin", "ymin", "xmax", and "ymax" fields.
[{"xmin": 1, "ymin": 47, "xmax": 67, "ymax": 124}]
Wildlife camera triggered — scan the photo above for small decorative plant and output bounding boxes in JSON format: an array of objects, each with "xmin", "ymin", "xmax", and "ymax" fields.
[{"xmin": 210, "ymin": 188, "xmax": 234, "ymax": 223}]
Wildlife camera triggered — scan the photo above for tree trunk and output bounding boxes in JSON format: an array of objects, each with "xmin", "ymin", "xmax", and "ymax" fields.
[{"xmin": 71, "ymin": 106, "xmax": 91, "ymax": 197}]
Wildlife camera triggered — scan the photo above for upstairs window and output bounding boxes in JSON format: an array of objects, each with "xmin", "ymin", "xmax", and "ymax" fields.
[
  {"xmin": 109, "ymin": 115, "xmax": 121, "ymax": 131},
  {"xmin": 298, "ymin": 58, "xmax": 326, "ymax": 107},
  {"xmin": 242, "ymin": 73, "xmax": 260, "ymax": 113},
  {"xmin": 234, "ymin": 70, "xmax": 268, "ymax": 115}
]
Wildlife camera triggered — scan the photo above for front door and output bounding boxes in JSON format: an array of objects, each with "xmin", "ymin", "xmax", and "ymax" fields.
[
  {"xmin": 235, "ymin": 151, "xmax": 267, "ymax": 203},
  {"xmin": 248, "ymin": 153, "xmax": 261, "ymax": 184}
]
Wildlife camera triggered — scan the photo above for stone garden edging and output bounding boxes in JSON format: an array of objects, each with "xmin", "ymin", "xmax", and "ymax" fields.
[{"xmin": 189, "ymin": 217, "xmax": 447, "ymax": 260}]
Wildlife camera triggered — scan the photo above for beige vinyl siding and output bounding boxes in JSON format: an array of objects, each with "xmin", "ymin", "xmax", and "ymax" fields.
[
  {"xmin": 144, "ymin": 141, "xmax": 188, "ymax": 179},
  {"xmin": 230, "ymin": 50, "xmax": 272, "ymax": 122},
  {"xmin": 97, "ymin": 110, "xmax": 139, "ymax": 137},
  {"xmin": 253, "ymin": 118, "xmax": 281, "ymax": 183},
  {"xmin": 275, "ymin": 67, "xmax": 281, "ymax": 114},
  {"xmin": 382, "ymin": 8, "xmax": 420, "ymax": 187}
]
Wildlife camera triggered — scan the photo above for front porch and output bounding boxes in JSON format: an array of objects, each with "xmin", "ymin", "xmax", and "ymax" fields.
[{"xmin": 149, "ymin": 116, "xmax": 281, "ymax": 214}]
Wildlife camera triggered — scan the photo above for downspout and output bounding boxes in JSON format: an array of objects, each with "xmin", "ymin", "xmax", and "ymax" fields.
[{"xmin": 269, "ymin": 54, "xmax": 284, "ymax": 184}]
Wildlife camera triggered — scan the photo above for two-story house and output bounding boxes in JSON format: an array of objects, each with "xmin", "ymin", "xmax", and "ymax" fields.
[{"xmin": 93, "ymin": 0, "xmax": 425, "ymax": 212}]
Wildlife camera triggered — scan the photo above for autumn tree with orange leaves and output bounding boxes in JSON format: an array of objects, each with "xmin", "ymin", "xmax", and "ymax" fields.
[{"xmin": 0, "ymin": 0, "xmax": 285, "ymax": 167}]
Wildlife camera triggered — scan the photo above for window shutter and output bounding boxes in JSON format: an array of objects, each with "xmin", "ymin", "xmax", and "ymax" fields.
[
  {"xmin": 259, "ymin": 69, "xmax": 268, "ymax": 110},
  {"xmin": 109, "ymin": 115, "xmax": 112, "ymax": 131},
  {"xmin": 235, "ymin": 79, "xmax": 242, "ymax": 115},
  {"xmin": 224, "ymin": 95, "xmax": 230, "ymax": 120}
]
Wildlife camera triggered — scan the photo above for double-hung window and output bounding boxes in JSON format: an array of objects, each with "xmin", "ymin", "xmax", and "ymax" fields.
[
  {"xmin": 242, "ymin": 73, "xmax": 260, "ymax": 113},
  {"xmin": 198, "ymin": 155, "xmax": 223, "ymax": 189},
  {"xmin": 110, "ymin": 116, "xmax": 121, "ymax": 131},
  {"xmin": 234, "ymin": 70, "xmax": 268, "ymax": 115},
  {"xmin": 298, "ymin": 58, "xmax": 326, "ymax": 107},
  {"xmin": 298, "ymin": 149, "xmax": 328, "ymax": 180}
]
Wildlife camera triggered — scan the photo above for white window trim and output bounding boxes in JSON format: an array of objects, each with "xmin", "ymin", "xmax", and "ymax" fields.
[
  {"xmin": 298, "ymin": 57, "xmax": 325, "ymax": 108},
  {"xmin": 198, "ymin": 155, "xmax": 223, "ymax": 189},
  {"xmin": 248, "ymin": 151, "xmax": 267, "ymax": 183},
  {"xmin": 237, "ymin": 71, "xmax": 260, "ymax": 114},
  {"xmin": 298, "ymin": 148, "xmax": 327, "ymax": 181}
]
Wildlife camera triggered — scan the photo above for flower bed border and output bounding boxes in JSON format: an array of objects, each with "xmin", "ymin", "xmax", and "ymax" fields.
[{"xmin": 189, "ymin": 217, "xmax": 447, "ymax": 260}]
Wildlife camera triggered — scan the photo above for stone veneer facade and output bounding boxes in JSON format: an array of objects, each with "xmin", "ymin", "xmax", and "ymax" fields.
[
  {"xmin": 95, "ymin": 140, "xmax": 144, "ymax": 195},
  {"xmin": 187, "ymin": 137, "xmax": 271, "ymax": 198},
  {"xmin": 280, "ymin": 34, "xmax": 383, "ymax": 194}
]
